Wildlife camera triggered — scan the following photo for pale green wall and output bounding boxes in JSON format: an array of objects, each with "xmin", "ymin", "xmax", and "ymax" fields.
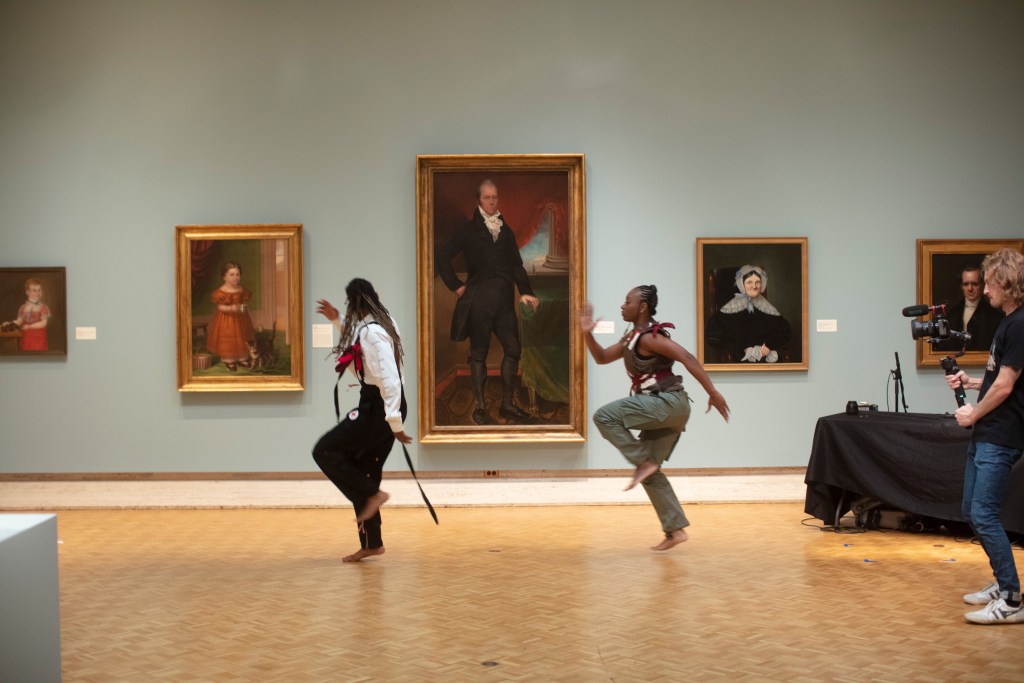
[{"xmin": 1, "ymin": 0, "xmax": 1022, "ymax": 473}]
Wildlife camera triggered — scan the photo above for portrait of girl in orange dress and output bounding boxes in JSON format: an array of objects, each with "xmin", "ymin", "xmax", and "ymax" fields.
[{"xmin": 206, "ymin": 261, "xmax": 255, "ymax": 370}]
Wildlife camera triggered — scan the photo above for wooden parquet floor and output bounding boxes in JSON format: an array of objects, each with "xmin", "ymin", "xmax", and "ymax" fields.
[{"xmin": 50, "ymin": 503, "xmax": 1024, "ymax": 682}]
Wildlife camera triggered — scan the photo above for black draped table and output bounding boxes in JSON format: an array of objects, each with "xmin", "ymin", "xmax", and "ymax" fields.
[{"xmin": 804, "ymin": 412, "xmax": 1024, "ymax": 534}]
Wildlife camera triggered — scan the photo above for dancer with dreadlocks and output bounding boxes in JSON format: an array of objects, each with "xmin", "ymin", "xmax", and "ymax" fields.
[
  {"xmin": 313, "ymin": 278, "xmax": 411, "ymax": 562},
  {"xmin": 581, "ymin": 284, "xmax": 730, "ymax": 551}
]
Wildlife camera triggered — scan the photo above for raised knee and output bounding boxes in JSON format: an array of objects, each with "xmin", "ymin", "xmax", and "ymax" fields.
[{"xmin": 593, "ymin": 406, "xmax": 618, "ymax": 427}]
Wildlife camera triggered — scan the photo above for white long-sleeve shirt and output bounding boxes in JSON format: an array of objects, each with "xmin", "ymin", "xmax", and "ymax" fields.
[{"xmin": 336, "ymin": 314, "xmax": 405, "ymax": 433}]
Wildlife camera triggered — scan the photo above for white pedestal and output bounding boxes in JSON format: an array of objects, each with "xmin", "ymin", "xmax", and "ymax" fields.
[{"xmin": 0, "ymin": 514, "xmax": 62, "ymax": 683}]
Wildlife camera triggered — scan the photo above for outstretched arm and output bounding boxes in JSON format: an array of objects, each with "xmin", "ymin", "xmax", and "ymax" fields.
[
  {"xmin": 643, "ymin": 333, "xmax": 730, "ymax": 421},
  {"xmin": 579, "ymin": 302, "xmax": 624, "ymax": 365}
]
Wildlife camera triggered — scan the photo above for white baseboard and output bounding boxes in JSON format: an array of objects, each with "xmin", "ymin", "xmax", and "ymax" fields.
[{"xmin": 0, "ymin": 474, "xmax": 806, "ymax": 509}]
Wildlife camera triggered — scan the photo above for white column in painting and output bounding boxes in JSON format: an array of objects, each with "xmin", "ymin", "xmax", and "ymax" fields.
[{"xmin": 258, "ymin": 239, "xmax": 291, "ymax": 345}]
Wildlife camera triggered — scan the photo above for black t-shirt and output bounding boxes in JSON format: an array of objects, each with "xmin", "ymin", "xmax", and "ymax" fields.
[{"xmin": 974, "ymin": 305, "xmax": 1024, "ymax": 449}]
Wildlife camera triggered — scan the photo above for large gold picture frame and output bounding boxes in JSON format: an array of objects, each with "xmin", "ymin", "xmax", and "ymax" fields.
[
  {"xmin": 696, "ymin": 237, "xmax": 809, "ymax": 372},
  {"xmin": 175, "ymin": 224, "xmax": 304, "ymax": 392},
  {"xmin": 416, "ymin": 154, "xmax": 587, "ymax": 443},
  {"xmin": 915, "ymin": 238, "xmax": 1024, "ymax": 368}
]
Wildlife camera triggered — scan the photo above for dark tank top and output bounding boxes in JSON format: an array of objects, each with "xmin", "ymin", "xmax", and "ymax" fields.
[{"xmin": 622, "ymin": 322, "xmax": 684, "ymax": 395}]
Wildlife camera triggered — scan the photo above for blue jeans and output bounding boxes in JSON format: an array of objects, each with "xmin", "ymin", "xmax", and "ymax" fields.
[{"xmin": 962, "ymin": 440, "xmax": 1023, "ymax": 599}]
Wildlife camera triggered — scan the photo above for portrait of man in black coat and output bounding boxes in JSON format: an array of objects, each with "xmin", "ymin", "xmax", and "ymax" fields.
[
  {"xmin": 934, "ymin": 262, "xmax": 1004, "ymax": 352},
  {"xmin": 436, "ymin": 180, "xmax": 540, "ymax": 424}
]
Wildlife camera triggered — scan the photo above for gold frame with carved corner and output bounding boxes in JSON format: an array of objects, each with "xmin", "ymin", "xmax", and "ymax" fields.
[
  {"xmin": 915, "ymin": 239, "xmax": 1024, "ymax": 368},
  {"xmin": 416, "ymin": 154, "xmax": 586, "ymax": 443},
  {"xmin": 175, "ymin": 224, "xmax": 304, "ymax": 391},
  {"xmin": 696, "ymin": 237, "xmax": 809, "ymax": 372}
]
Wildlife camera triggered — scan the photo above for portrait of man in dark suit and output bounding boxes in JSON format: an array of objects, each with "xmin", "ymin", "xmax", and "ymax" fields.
[
  {"xmin": 917, "ymin": 240, "xmax": 1024, "ymax": 368},
  {"xmin": 437, "ymin": 180, "xmax": 540, "ymax": 424},
  {"xmin": 933, "ymin": 261, "xmax": 1003, "ymax": 353},
  {"xmin": 417, "ymin": 155, "xmax": 586, "ymax": 441}
]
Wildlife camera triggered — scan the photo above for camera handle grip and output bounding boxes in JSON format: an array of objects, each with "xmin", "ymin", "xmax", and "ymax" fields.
[{"xmin": 941, "ymin": 357, "xmax": 972, "ymax": 430}]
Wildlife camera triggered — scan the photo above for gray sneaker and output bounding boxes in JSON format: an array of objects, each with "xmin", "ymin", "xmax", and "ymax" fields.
[
  {"xmin": 963, "ymin": 581, "xmax": 999, "ymax": 605},
  {"xmin": 965, "ymin": 598, "xmax": 1024, "ymax": 625}
]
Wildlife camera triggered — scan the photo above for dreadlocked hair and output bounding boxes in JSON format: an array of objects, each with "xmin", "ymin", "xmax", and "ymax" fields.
[
  {"xmin": 635, "ymin": 284, "xmax": 658, "ymax": 316},
  {"xmin": 336, "ymin": 278, "xmax": 404, "ymax": 368}
]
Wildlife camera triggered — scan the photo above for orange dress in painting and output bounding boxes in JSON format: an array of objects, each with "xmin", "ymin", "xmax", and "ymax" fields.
[{"xmin": 207, "ymin": 288, "xmax": 254, "ymax": 360}]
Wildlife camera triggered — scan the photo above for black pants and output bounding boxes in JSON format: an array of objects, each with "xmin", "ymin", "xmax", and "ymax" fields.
[
  {"xmin": 312, "ymin": 383, "xmax": 406, "ymax": 549},
  {"xmin": 466, "ymin": 277, "xmax": 521, "ymax": 362}
]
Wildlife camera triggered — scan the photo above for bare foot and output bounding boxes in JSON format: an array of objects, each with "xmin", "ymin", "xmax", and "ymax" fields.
[
  {"xmin": 356, "ymin": 490, "xmax": 390, "ymax": 522},
  {"xmin": 342, "ymin": 547, "xmax": 385, "ymax": 562},
  {"xmin": 651, "ymin": 528, "xmax": 688, "ymax": 551},
  {"xmin": 625, "ymin": 460, "xmax": 660, "ymax": 490}
]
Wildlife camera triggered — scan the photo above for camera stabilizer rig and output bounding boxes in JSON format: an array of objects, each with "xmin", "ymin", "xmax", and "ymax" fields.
[
  {"xmin": 903, "ymin": 303, "xmax": 972, "ymax": 423},
  {"xmin": 939, "ymin": 355, "xmax": 968, "ymax": 409}
]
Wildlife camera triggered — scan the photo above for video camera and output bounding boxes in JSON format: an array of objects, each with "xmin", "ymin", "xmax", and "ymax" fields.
[
  {"xmin": 902, "ymin": 303, "xmax": 971, "ymax": 348},
  {"xmin": 902, "ymin": 303, "xmax": 970, "ymax": 418}
]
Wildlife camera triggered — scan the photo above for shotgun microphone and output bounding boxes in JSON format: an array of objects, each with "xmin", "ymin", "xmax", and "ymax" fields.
[{"xmin": 902, "ymin": 303, "xmax": 946, "ymax": 317}]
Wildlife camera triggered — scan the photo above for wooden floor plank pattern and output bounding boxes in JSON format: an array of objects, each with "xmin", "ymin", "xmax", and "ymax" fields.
[{"xmin": 46, "ymin": 504, "xmax": 1024, "ymax": 682}]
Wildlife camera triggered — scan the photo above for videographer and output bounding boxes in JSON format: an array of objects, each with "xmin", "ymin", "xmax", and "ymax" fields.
[{"xmin": 945, "ymin": 248, "xmax": 1024, "ymax": 625}]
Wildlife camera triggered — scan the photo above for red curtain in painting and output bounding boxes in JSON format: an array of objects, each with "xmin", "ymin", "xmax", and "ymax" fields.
[
  {"xmin": 433, "ymin": 173, "xmax": 569, "ymax": 254},
  {"xmin": 190, "ymin": 240, "xmax": 218, "ymax": 289}
]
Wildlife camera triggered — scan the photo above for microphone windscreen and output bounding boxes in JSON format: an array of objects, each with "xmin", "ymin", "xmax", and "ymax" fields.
[{"xmin": 902, "ymin": 304, "xmax": 930, "ymax": 317}]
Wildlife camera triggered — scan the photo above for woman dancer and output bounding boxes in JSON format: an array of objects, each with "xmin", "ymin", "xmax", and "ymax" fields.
[{"xmin": 581, "ymin": 284, "xmax": 730, "ymax": 550}]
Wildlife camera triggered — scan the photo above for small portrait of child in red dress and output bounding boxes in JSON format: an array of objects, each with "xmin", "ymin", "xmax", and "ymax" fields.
[
  {"xmin": 206, "ymin": 261, "xmax": 255, "ymax": 371},
  {"xmin": 0, "ymin": 268, "xmax": 66, "ymax": 356},
  {"xmin": 12, "ymin": 278, "xmax": 51, "ymax": 351}
]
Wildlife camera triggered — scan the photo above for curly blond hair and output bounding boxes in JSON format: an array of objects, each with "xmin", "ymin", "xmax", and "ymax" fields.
[{"xmin": 982, "ymin": 249, "xmax": 1024, "ymax": 306}]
